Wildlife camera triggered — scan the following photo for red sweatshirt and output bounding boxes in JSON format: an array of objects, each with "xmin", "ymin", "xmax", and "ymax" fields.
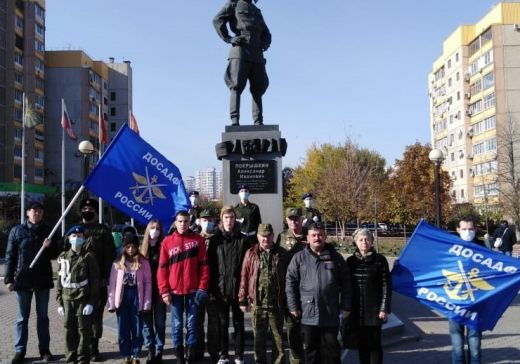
[{"xmin": 157, "ymin": 230, "xmax": 209, "ymax": 296}]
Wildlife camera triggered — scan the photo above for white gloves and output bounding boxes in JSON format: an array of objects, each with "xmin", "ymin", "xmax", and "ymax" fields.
[
  {"xmin": 82, "ymin": 304, "xmax": 93, "ymax": 316},
  {"xmin": 57, "ymin": 307, "xmax": 65, "ymax": 316},
  {"xmin": 313, "ymin": 216, "xmax": 319, "ymax": 222}
]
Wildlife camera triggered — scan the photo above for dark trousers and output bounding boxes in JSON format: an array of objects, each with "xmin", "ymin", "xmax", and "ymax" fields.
[
  {"xmin": 91, "ymin": 286, "xmax": 107, "ymax": 342},
  {"xmin": 63, "ymin": 299, "xmax": 91, "ymax": 363},
  {"xmin": 218, "ymin": 298, "xmax": 245, "ymax": 358},
  {"xmin": 225, "ymin": 58, "xmax": 269, "ymax": 124},
  {"xmin": 301, "ymin": 324, "xmax": 340, "ymax": 364},
  {"xmin": 358, "ymin": 325, "xmax": 383, "ymax": 364},
  {"xmin": 194, "ymin": 299, "xmax": 220, "ymax": 360}
]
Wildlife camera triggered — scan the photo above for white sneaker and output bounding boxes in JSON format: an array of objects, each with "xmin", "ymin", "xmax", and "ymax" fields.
[
  {"xmin": 234, "ymin": 359, "xmax": 244, "ymax": 364},
  {"xmin": 217, "ymin": 358, "xmax": 229, "ymax": 364}
]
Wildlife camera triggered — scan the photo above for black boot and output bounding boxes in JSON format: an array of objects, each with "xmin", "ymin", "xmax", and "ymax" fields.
[
  {"xmin": 174, "ymin": 345, "xmax": 185, "ymax": 364},
  {"xmin": 91, "ymin": 339, "xmax": 103, "ymax": 362},
  {"xmin": 186, "ymin": 346, "xmax": 196, "ymax": 364},
  {"xmin": 146, "ymin": 349, "xmax": 155, "ymax": 364}
]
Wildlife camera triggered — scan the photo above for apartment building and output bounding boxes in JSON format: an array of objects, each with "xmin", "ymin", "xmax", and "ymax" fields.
[
  {"xmin": 0, "ymin": 0, "xmax": 46, "ymax": 185},
  {"xmin": 429, "ymin": 2, "xmax": 520, "ymax": 212},
  {"xmin": 195, "ymin": 167, "xmax": 222, "ymax": 200}
]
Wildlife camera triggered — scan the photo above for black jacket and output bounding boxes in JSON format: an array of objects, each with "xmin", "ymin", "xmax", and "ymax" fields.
[
  {"xmin": 286, "ymin": 243, "xmax": 351, "ymax": 327},
  {"xmin": 493, "ymin": 225, "xmax": 517, "ymax": 253},
  {"xmin": 4, "ymin": 220, "xmax": 60, "ymax": 290},
  {"xmin": 346, "ymin": 249, "xmax": 392, "ymax": 326},
  {"xmin": 208, "ymin": 224, "xmax": 251, "ymax": 301}
]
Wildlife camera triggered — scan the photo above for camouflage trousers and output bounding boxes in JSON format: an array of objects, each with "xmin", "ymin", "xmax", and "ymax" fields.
[
  {"xmin": 252, "ymin": 307, "xmax": 285, "ymax": 364},
  {"xmin": 63, "ymin": 298, "xmax": 92, "ymax": 363}
]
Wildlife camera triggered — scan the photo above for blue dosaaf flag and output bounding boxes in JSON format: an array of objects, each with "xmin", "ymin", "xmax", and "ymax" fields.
[
  {"xmin": 392, "ymin": 220, "xmax": 520, "ymax": 331},
  {"xmin": 84, "ymin": 124, "xmax": 190, "ymax": 232}
]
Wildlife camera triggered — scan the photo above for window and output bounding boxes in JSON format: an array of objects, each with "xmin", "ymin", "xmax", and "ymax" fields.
[
  {"xmin": 470, "ymin": 79, "xmax": 482, "ymax": 95},
  {"xmin": 14, "ymin": 72, "xmax": 23, "ymax": 84},
  {"xmin": 456, "ymin": 52, "xmax": 459, "ymax": 62},
  {"xmin": 35, "ymin": 40, "xmax": 44, "ymax": 52},
  {"xmin": 103, "ymin": 81, "xmax": 108, "ymax": 90},
  {"xmin": 110, "ymin": 107, "xmax": 116, "ymax": 116},
  {"xmin": 35, "ymin": 4, "xmax": 45, "ymax": 20},
  {"xmin": 36, "ymin": 94, "xmax": 44, "ymax": 108},
  {"xmin": 484, "ymin": 115, "xmax": 496, "ymax": 130},
  {"xmin": 456, "ymin": 72, "xmax": 460, "ymax": 81},
  {"xmin": 485, "ymin": 137, "xmax": 497, "ymax": 152},
  {"xmin": 35, "ymin": 23, "xmax": 44, "ymax": 37},
  {"xmin": 483, "ymin": 93, "xmax": 495, "ymax": 110},
  {"xmin": 487, "ymin": 182, "xmax": 499, "ymax": 196},
  {"xmin": 483, "ymin": 50, "xmax": 493, "ymax": 66},
  {"xmin": 448, "ymin": 59, "xmax": 452, "ymax": 68},
  {"xmin": 35, "ymin": 149, "xmax": 44, "ymax": 160},
  {"xmin": 451, "ymin": 152, "xmax": 455, "ymax": 162},
  {"xmin": 14, "ymin": 90, "xmax": 23, "ymax": 102},
  {"xmin": 34, "ymin": 168, "xmax": 44, "ymax": 178},
  {"xmin": 14, "ymin": 147, "xmax": 22, "ymax": 157},
  {"xmin": 103, "ymin": 97, "xmax": 108, "ymax": 105},
  {"xmin": 469, "ymin": 38, "xmax": 480, "ymax": 57},
  {"xmin": 481, "ymin": 28, "xmax": 492, "ymax": 46},
  {"xmin": 474, "ymin": 184, "xmax": 484, "ymax": 197},
  {"xmin": 457, "ymin": 91, "xmax": 460, "ymax": 101},
  {"xmin": 483, "ymin": 72, "xmax": 494, "ymax": 90},
  {"xmin": 460, "ymin": 169, "xmax": 463, "ymax": 178},
  {"xmin": 36, "ymin": 77, "xmax": 44, "ymax": 90},
  {"xmin": 110, "ymin": 122, "xmax": 116, "ymax": 132},
  {"xmin": 461, "ymin": 189, "xmax": 465, "ymax": 198},
  {"xmin": 110, "ymin": 92, "xmax": 116, "ymax": 101},
  {"xmin": 15, "ymin": 16, "xmax": 23, "ymax": 29},
  {"xmin": 14, "ymin": 165, "xmax": 22, "ymax": 178},
  {"xmin": 15, "ymin": 52, "xmax": 23, "ymax": 66},
  {"xmin": 15, "ymin": 108, "xmax": 23, "ymax": 121},
  {"xmin": 35, "ymin": 58, "xmax": 44, "ymax": 72},
  {"xmin": 448, "ymin": 78, "xmax": 452, "ymax": 87},
  {"xmin": 470, "ymin": 99, "xmax": 482, "ymax": 115},
  {"xmin": 90, "ymin": 120, "xmax": 99, "ymax": 133}
]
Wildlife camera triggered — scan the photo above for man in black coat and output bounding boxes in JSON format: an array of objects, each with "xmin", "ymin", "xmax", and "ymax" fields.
[
  {"xmin": 492, "ymin": 220, "xmax": 517, "ymax": 256},
  {"xmin": 4, "ymin": 202, "xmax": 60, "ymax": 363}
]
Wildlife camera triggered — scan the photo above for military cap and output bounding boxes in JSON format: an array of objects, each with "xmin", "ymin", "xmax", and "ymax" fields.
[
  {"xmin": 258, "ymin": 223, "xmax": 273, "ymax": 236},
  {"xmin": 302, "ymin": 192, "xmax": 313, "ymax": 200},
  {"xmin": 285, "ymin": 207, "xmax": 301, "ymax": 218},
  {"xmin": 79, "ymin": 198, "xmax": 99, "ymax": 212},
  {"xmin": 200, "ymin": 209, "xmax": 214, "ymax": 218},
  {"xmin": 189, "ymin": 191, "xmax": 199, "ymax": 197},
  {"xmin": 66, "ymin": 225, "xmax": 85, "ymax": 236},
  {"xmin": 238, "ymin": 184, "xmax": 250, "ymax": 191},
  {"xmin": 27, "ymin": 201, "xmax": 44, "ymax": 210}
]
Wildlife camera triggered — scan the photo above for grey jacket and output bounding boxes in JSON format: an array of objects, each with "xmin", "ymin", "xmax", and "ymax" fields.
[{"xmin": 286, "ymin": 243, "xmax": 351, "ymax": 327}]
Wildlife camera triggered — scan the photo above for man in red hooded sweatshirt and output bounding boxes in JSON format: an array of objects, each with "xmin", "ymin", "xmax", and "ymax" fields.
[{"xmin": 157, "ymin": 210, "xmax": 209, "ymax": 364}]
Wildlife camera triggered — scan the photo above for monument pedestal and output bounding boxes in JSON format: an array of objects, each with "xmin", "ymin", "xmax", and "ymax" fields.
[{"xmin": 216, "ymin": 125, "xmax": 287, "ymax": 237}]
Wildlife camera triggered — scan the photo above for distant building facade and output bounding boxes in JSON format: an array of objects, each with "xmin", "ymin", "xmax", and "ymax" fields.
[{"xmin": 429, "ymin": 2, "xmax": 520, "ymax": 213}]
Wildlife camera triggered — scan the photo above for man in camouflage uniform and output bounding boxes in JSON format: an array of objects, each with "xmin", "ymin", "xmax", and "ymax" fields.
[
  {"xmin": 213, "ymin": 0, "xmax": 271, "ymax": 126},
  {"xmin": 56, "ymin": 225, "xmax": 100, "ymax": 364},
  {"xmin": 78, "ymin": 198, "xmax": 116, "ymax": 361},
  {"xmin": 301, "ymin": 193, "xmax": 322, "ymax": 229},
  {"xmin": 188, "ymin": 191, "xmax": 202, "ymax": 233},
  {"xmin": 275, "ymin": 208, "xmax": 306, "ymax": 363},
  {"xmin": 239, "ymin": 224, "xmax": 288, "ymax": 364}
]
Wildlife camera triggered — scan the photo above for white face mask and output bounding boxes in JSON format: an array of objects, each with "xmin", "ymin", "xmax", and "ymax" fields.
[
  {"xmin": 460, "ymin": 230, "xmax": 475, "ymax": 242},
  {"xmin": 304, "ymin": 198, "xmax": 314, "ymax": 208},
  {"xmin": 189, "ymin": 196, "xmax": 199, "ymax": 206},
  {"xmin": 149, "ymin": 228, "xmax": 160, "ymax": 240},
  {"xmin": 239, "ymin": 191, "xmax": 249, "ymax": 201}
]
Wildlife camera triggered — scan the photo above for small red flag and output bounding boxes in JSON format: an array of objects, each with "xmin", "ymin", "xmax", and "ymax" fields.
[
  {"xmin": 61, "ymin": 101, "xmax": 77, "ymax": 140},
  {"xmin": 99, "ymin": 107, "xmax": 108, "ymax": 145}
]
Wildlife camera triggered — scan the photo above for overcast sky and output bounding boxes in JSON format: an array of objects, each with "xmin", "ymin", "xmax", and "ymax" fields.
[{"xmin": 45, "ymin": 0, "xmax": 507, "ymax": 177}]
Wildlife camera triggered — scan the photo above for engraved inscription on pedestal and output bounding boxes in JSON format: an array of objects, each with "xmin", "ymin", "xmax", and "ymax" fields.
[{"xmin": 230, "ymin": 160, "xmax": 276, "ymax": 194}]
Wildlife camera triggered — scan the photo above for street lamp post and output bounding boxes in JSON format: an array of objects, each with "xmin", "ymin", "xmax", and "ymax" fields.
[
  {"xmin": 78, "ymin": 140, "xmax": 95, "ymax": 198},
  {"xmin": 429, "ymin": 149, "xmax": 444, "ymax": 227}
]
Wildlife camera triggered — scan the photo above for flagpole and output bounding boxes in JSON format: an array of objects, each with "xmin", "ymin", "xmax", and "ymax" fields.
[
  {"xmin": 98, "ymin": 103, "xmax": 103, "ymax": 224},
  {"xmin": 61, "ymin": 99, "xmax": 66, "ymax": 236},
  {"xmin": 30, "ymin": 185, "xmax": 86, "ymax": 269},
  {"xmin": 20, "ymin": 93, "xmax": 26, "ymax": 223}
]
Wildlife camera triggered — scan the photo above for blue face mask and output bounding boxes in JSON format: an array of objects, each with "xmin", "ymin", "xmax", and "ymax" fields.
[
  {"xmin": 201, "ymin": 221, "xmax": 215, "ymax": 233},
  {"xmin": 70, "ymin": 236, "xmax": 85, "ymax": 248}
]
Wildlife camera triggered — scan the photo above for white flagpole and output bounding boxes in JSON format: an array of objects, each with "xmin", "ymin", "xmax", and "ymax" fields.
[
  {"xmin": 128, "ymin": 109, "xmax": 135, "ymax": 230},
  {"xmin": 61, "ymin": 99, "xmax": 66, "ymax": 236},
  {"xmin": 98, "ymin": 103, "xmax": 103, "ymax": 224},
  {"xmin": 30, "ymin": 185, "xmax": 86, "ymax": 268},
  {"xmin": 20, "ymin": 93, "xmax": 26, "ymax": 223}
]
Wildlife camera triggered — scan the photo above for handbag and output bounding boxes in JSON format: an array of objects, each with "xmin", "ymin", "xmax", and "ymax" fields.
[
  {"xmin": 494, "ymin": 228, "xmax": 508, "ymax": 249},
  {"xmin": 340, "ymin": 316, "xmax": 359, "ymax": 349}
]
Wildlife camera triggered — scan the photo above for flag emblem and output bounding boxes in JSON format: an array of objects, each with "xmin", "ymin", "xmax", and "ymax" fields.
[
  {"xmin": 442, "ymin": 261, "xmax": 495, "ymax": 302},
  {"xmin": 130, "ymin": 167, "xmax": 167, "ymax": 205}
]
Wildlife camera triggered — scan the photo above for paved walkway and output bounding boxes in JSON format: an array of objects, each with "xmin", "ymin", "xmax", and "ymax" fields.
[{"xmin": 1, "ymin": 261, "xmax": 520, "ymax": 363}]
